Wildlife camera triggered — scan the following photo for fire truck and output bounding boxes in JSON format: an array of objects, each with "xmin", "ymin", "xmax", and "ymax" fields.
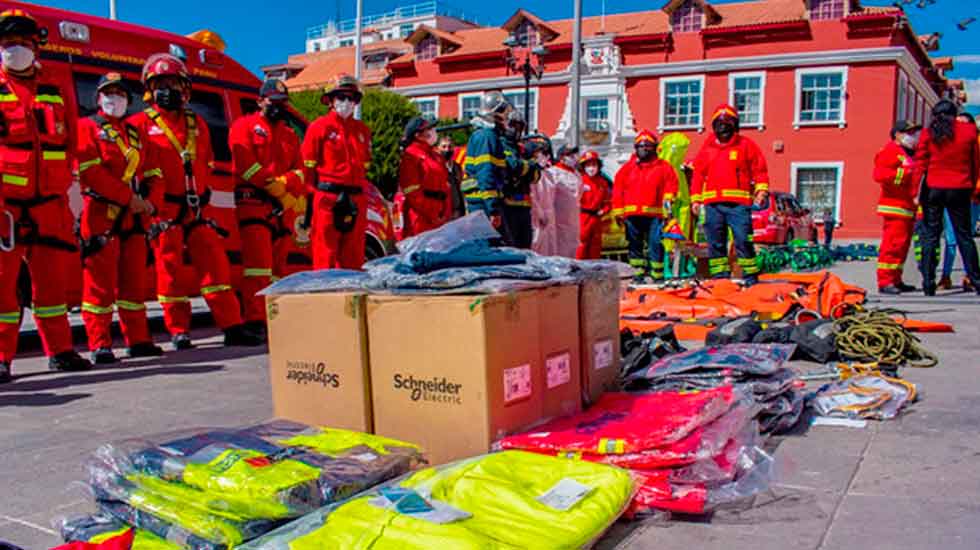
[{"xmin": 1, "ymin": 1, "xmax": 394, "ymax": 307}]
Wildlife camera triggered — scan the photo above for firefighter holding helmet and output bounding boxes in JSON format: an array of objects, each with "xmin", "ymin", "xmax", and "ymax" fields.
[
  {"xmin": 128, "ymin": 52, "xmax": 263, "ymax": 350},
  {"xmin": 301, "ymin": 74, "xmax": 372, "ymax": 269},
  {"xmin": 0, "ymin": 9, "xmax": 92, "ymax": 382}
]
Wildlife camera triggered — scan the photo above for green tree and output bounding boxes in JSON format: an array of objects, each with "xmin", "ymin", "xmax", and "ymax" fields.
[
  {"xmin": 436, "ymin": 117, "xmax": 474, "ymax": 147},
  {"xmin": 288, "ymin": 89, "xmax": 329, "ymax": 122}
]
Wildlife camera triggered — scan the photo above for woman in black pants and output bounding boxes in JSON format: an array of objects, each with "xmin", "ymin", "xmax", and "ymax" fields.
[{"xmin": 913, "ymin": 100, "xmax": 980, "ymax": 296}]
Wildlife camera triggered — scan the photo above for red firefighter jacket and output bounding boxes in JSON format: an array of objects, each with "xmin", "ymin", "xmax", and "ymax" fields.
[
  {"xmin": 912, "ymin": 121, "xmax": 980, "ymax": 191},
  {"xmin": 127, "ymin": 107, "xmax": 215, "ymax": 221},
  {"xmin": 228, "ymin": 112, "xmax": 304, "ymax": 196},
  {"xmin": 301, "ymin": 110, "xmax": 371, "ymax": 189},
  {"xmin": 580, "ymin": 172, "xmax": 610, "ymax": 216},
  {"xmin": 612, "ymin": 155, "xmax": 678, "ymax": 218},
  {"xmin": 690, "ymin": 134, "xmax": 769, "ymax": 206},
  {"xmin": 0, "ymin": 68, "xmax": 73, "ymax": 200},
  {"xmin": 872, "ymin": 140, "xmax": 918, "ymax": 219},
  {"xmin": 398, "ymin": 139, "xmax": 450, "ymax": 222}
]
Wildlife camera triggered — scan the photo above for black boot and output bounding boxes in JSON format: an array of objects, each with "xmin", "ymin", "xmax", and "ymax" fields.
[
  {"xmin": 897, "ymin": 282, "xmax": 917, "ymax": 292},
  {"xmin": 879, "ymin": 285, "xmax": 902, "ymax": 295},
  {"xmin": 0, "ymin": 362, "xmax": 10, "ymax": 384},
  {"xmin": 91, "ymin": 348, "xmax": 118, "ymax": 365},
  {"xmin": 923, "ymin": 284, "xmax": 937, "ymax": 297},
  {"xmin": 49, "ymin": 351, "xmax": 93, "ymax": 372},
  {"xmin": 223, "ymin": 324, "xmax": 266, "ymax": 347},
  {"xmin": 244, "ymin": 320, "xmax": 268, "ymax": 338},
  {"xmin": 172, "ymin": 333, "xmax": 194, "ymax": 351},
  {"xmin": 127, "ymin": 341, "xmax": 165, "ymax": 358}
]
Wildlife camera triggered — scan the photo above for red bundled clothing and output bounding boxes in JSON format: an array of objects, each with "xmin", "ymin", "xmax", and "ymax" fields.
[
  {"xmin": 398, "ymin": 139, "xmax": 450, "ymax": 237},
  {"xmin": 691, "ymin": 135, "xmax": 769, "ymax": 206},
  {"xmin": 612, "ymin": 156, "xmax": 678, "ymax": 218},
  {"xmin": 576, "ymin": 172, "xmax": 610, "ymax": 259},
  {"xmin": 913, "ymin": 121, "xmax": 980, "ymax": 191},
  {"xmin": 301, "ymin": 110, "xmax": 372, "ymax": 269}
]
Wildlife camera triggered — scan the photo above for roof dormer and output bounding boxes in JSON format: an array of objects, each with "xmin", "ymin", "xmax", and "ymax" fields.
[
  {"xmin": 405, "ymin": 25, "xmax": 463, "ymax": 62},
  {"xmin": 502, "ymin": 9, "xmax": 559, "ymax": 48},
  {"xmin": 661, "ymin": 0, "xmax": 720, "ymax": 33},
  {"xmin": 806, "ymin": 0, "xmax": 861, "ymax": 21}
]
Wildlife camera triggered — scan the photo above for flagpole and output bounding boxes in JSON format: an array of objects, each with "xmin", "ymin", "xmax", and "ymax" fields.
[
  {"xmin": 570, "ymin": 0, "xmax": 583, "ymax": 148},
  {"xmin": 354, "ymin": 0, "xmax": 363, "ymax": 119},
  {"xmin": 109, "ymin": 0, "xmax": 117, "ymax": 20}
]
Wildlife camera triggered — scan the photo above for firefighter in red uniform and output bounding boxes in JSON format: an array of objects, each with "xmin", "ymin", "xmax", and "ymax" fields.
[
  {"xmin": 129, "ymin": 53, "xmax": 262, "ymax": 349},
  {"xmin": 76, "ymin": 73, "xmax": 165, "ymax": 364},
  {"xmin": 301, "ymin": 75, "xmax": 372, "ymax": 269},
  {"xmin": 576, "ymin": 150, "xmax": 610, "ymax": 260},
  {"xmin": 398, "ymin": 116, "xmax": 450, "ymax": 237},
  {"xmin": 612, "ymin": 130, "xmax": 678, "ymax": 280},
  {"xmin": 691, "ymin": 104, "xmax": 770, "ymax": 283},
  {"xmin": 229, "ymin": 78, "xmax": 306, "ymax": 333},
  {"xmin": 0, "ymin": 10, "xmax": 91, "ymax": 382},
  {"xmin": 873, "ymin": 120, "xmax": 922, "ymax": 294}
]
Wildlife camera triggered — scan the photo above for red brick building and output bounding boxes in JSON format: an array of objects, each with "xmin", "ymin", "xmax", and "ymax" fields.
[{"xmin": 281, "ymin": 0, "xmax": 961, "ymax": 237}]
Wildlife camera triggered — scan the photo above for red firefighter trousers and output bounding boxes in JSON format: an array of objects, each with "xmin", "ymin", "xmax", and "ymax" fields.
[
  {"xmin": 237, "ymin": 200, "xmax": 280, "ymax": 323},
  {"xmin": 0, "ymin": 200, "xmax": 74, "ymax": 361},
  {"xmin": 577, "ymin": 212, "xmax": 604, "ymax": 260},
  {"xmin": 877, "ymin": 216, "xmax": 915, "ymax": 288},
  {"xmin": 81, "ymin": 234, "xmax": 153, "ymax": 350},
  {"xmin": 152, "ymin": 220, "xmax": 243, "ymax": 335},
  {"xmin": 312, "ymin": 189, "xmax": 368, "ymax": 270}
]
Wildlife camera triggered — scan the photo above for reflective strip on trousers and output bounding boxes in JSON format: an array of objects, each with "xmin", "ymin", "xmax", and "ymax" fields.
[
  {"xmin": 82, "ymin": 302, "xmax": 113, "ymax": 315},
  {"xmin": 201, "ymin": 284, "xmax": 232, "ymax": 295},
  {"xmin": 34, "ymin": 304, "xmax": 67, "ymax": 318},
  {"xmin": 244, "ymin": 268, "xmax": 273, "ymax": 278},
  {"xmin": 158, "ymin": 295, "xmax": 190, "ymax": 304},
  {"xmin": 116, "ymin": 300, "xmax": 146, "ymax": 312},
  {"xmin": 878, "ymin": 262, "xmax": 902, "ymax": 270},
  {"xmin": 0, "ymin": 311, "xmax": 20, "ymax": 324}
]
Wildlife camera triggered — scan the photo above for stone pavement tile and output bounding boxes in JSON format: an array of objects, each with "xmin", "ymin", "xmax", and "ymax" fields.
[
  {"xmin": 820, "ymin": 495, "xmax": 980, "ymax": 550},
  {"xmin": 771, "ymin": 425, "xmax": 872, "ymax": 494},
  {"xmin": 0, "ymin": 515, "xmax": 61, "ymax": 550},
  {"xmin": 0, "ymin": 442, "xmax": 93, "ymax": 519},
  {"xmin": 849, "ymin": 428, "xmax": 980, "ymax": 499}
]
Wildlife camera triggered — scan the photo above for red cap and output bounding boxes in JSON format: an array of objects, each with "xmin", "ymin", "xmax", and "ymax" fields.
[
  {"xmin": 634, "ymin": 129, "xmax": 658, "ymax": 145},
  {"xmin": 711, "ymin": 103, "xmax": 739, "ymax": 123},
  {"xmin": 578, "ymin": 150, "xmax": 602, "ymax": 166}
]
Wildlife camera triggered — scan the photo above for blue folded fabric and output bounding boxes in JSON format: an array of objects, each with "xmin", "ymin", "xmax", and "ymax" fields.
[{"xmin": 405, "ymin": 240, "xmax": 527, "ymax": 274}]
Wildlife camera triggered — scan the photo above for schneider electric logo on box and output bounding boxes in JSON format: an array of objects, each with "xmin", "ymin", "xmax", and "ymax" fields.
[
  {"xmin": 393, "ymin": 374, "xmax": 463, "ymax": 404},
  {"xmin": 285, "ymin": 360, "xmax": 340, "ymax": 388}
]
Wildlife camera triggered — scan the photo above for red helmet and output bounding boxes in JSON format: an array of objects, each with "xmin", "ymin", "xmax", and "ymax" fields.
[
  {"xmin": 141, "ymin": 53, "xmax": 190, "ymax": 86},
  {"xmin": 578, "ymin": 150, "xmax": 603, "ymax": 170},
  {"xmin": 0, "ymin": 9, "xmax": 47, "ymax": 44}
]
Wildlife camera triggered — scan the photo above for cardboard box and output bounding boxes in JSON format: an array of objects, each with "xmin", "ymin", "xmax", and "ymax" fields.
[
  {"xmin": 367, "ymin": 290, "xmax": 550, "ymax": 465},
  {"xmin": 266, "ymin": 293, "xmax": 373, "ymax": 432},
  {"xmin": 580, "ymin": 272, "xmax": 622, "ymax": 407},
  {"xmin": 537, "ymin": 284, "xmax": 582, "ymax": 420}
]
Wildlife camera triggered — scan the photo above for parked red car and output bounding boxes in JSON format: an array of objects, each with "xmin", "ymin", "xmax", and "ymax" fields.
[{"xmin": 752, "ymin": 192, "xmax": 819, "ymax": 245}]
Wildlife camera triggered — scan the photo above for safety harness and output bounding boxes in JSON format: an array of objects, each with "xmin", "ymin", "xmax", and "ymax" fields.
[
  {"xmin": 143, "ymin": 108, "xmax": 227, "ymax": 240},
  {"xmin": 79, "ymin": 116, "xmax": 147, "ymax": 260},
  {"xmin": 234, "ymin": 184, "xmax": 289, "ymax": 240}
]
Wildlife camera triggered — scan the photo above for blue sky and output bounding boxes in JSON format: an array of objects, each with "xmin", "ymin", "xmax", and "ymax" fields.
[{"xmin": 36, "ymin": 0, "xmax": 980, "ymax": 106}]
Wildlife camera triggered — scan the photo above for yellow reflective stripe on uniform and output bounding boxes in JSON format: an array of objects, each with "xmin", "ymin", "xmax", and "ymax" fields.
[
  {"xmin": 877, "ymin": 205, "xmax": 915, "ymax": 218},
  {"xmin": 0, "ymin": 311, "xmax": 20, "ymax": 324},
  {"xmin": 690, "ymin": 194, "xmax": 703, "ymax": 202},
  {"xmin": 623, "ymin": 205, "xmax": 638, "ymax": 213},
  {"xmin": 201, "ymin": 284, "xmax": 232, "ymax": 295},
  {"xmin": 877, "ymin": 262, "xmax": 901, "ymax": 270},
  {"xmin": 82, "ymin": 302, "xmax": 114, "ymax": 315},
  {"xmin": 640, "ymin": 206, "xmax": 662, "ymax": 215},
  {"xmin": 143, "ymin": 168, "xmax": 163, "ymax": 179},
  {"xmin": 464, "ymin": 154, "xmax": 506, "ymax": 167},
  {"xmin": 628, "ymin": 258, "xmax": 648, "ymax": 267},
  {"xmin": 304, "ymin": 160, "xmax": 317, "ymax": 168},
  {"xmin": 292, "ymin": 169, "xmax": 305, "ymax": 183},
  {"xmin": 611, "ymin": 208, "xmax": 624, "ymax": 217},
  {"xmin": 116, "ymin": 300, "xmax": 146, "ymax": 311},
  {"xmin": 464, "ymin": 190, "xmax": 501, "ymax": 200},
  {"xmin": 701, "ymin": 191, "xmax": 718, "ymax": 199},
  {"xmin": 35, "ymin": 94, "xmax": 64, "ymax": 105},
  {"xmin": 0, "ymin": 93, "xmax": 18, "ymax": 102},
  {"xmin": 242, "ymin": 162, "xmax": 263, "ymax": 181},
  {"xmin": 158, "ymin": 295, "xmax": 190, "ymax": 304},
  {"xmin": 33, "ymin": 304, "xmax": 67, "ymax": 318},
  {"xmin": 597, "ymin": 438, "xmax": 626, "ymax": 454},
  {"xmin": 244, "ymin": 268, "xmax": 273, "ymax": 277},
  {"xmin": 893, "ymin": 168, "xmax": 905, "ymax": 186},
  {"xmin": 721, "ymin": 189, "xmax": 751, "ymax": 198},
  {"xmin": 403, "ymin": 184, "xmax": 421, "ymax": 194},
  {"xmin": 754, "ymin": 182, "xmax": 769, "ymax": 191},
  {"xmin": 504, "ymin": 199, "xmax": 531, "ymax": 207},
  {"xmin": 42, "ymin": 150, "xmax": 67, "ymax": 161},
  {"xmin": 2, "ymin": 174, "xmax": 28, "ymax": 186},
  {"xmin": 79, "ymin": 158, "xmax": 102, "ymax": 172}
]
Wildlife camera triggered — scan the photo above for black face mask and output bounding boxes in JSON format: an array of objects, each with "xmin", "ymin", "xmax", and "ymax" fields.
[
  {"xmin": 713, "ymin": 119, "xmax": 737, "ymax": 143},
  {"xmin": 263, "ymin": 103, "xmax": 286, "ymax": 122},
  {"xmin": 441, "ymin": 149, "xmax": 454, "ymax": 161},
  {"xmin": 154, "ymin": 88, "xmax": 183, "ymax": 111},
  {"xmin": 635, "ymin": 146, "xmax": 655, "ymax": 162}
]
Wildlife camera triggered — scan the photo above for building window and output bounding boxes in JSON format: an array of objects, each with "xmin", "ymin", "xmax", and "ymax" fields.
[
  {"xmin": 400, "ymin": 23, "xmax": 415, "ymax": 37},
  {"xmin": 514, "ymin": 20, "xmax": 538, "ymax": 48},
  {"xmin": 810, "ymin": 0, "xmax": 845, "ymax": 20},
  {"xmin": 796, "ymin": 67, "xmax": 847, "ymax": 126},
  {"xmin": 503, "ymin": 89, "xmax": 538, "ymax": 130},
  {"xmin": 413, "ymin": 97, "xmax": 438, "ymax": 119},
  {"xmin": 661, "ymin": 75, "xmax": 704, "ymax": 130},
  {"xmin": 585, "ymin": 98, "xmax": 610, "ymax": 131},
  {"xmin": 415, "ymin": 36, "xmax": 439, "ymax": 61},
  {"xmin": 313, "ymin": 42, "xmax": 321, "ymax": 52},
  {"xmin": 459, "ymin": 93, "xmax": 483, "ymax": 121},
  {"xmin": 896, "ymin": 71, "xmax": 908, "ymax": 122},
  {"xmin": 793, "ymin": 163, "xmax": 843, "ymax": 220},
  {"xmin": 671, "ymin": 1, "xmax": 704, "ymax": 33},
  {"xmin": 339, "ymin": 38, "xmax": 354, "ymax": 47},
  {"xmin": 729, "ymin": 72, "xmax": 766, "ymax": 128}
]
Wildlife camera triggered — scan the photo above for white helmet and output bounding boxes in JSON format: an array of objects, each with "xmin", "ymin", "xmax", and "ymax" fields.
[{"xmin": 479, "ymin": 91, "xmax": 512, "ymax": 123}]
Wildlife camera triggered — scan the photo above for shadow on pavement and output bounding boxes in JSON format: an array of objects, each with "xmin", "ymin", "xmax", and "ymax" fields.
[
  {"xmin": 0, "ymin": 364, "xmax": 226, "ymax": 394},
  {"xmin": 125, "ymin": 343, "xmax": 268, "ymax": 368},
  {"xmin": 0, "ymin": 392, "xmax": 90, "ymax": 407}
]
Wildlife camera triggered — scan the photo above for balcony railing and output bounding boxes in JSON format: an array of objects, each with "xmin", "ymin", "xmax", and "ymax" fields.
[{"xmin": 308, "ymin": 1, "xmax": 469, "ymax": 40}]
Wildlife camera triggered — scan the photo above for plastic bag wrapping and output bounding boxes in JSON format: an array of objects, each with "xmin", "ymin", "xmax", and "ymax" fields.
[
  {"xmin": 810, "ymin": 375, "xmax": 917, "ymax": 420},
  {"xmin": 59, "ymin": 514, "xmax": 179, "ymax": 550},
  {"xmin": 531, "ymin": 166, "xmax": 560, "ymax": 257},
  {"xmin": 628, "ymin": 344, "xmax": 797, "ymax": 384},
  {"xmin": 397, "ymin": 211, "xmax": 500, "ymax": 256},
  {"xmin": 549, "ymin": 164, "xmax": 582, "ymax": 259},
  {"xmin": 239, "ymin": 451, "xmax": 636, "ymax": 550},
  {"xmin": 260, "ymin": 270, "xmax": 370, "ymax": 296},
  {"xmin": 85, "ymin": 422, "xmax": 422, "ymax": 550}
]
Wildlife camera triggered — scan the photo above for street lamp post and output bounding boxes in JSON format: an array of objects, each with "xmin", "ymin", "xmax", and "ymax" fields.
[{"xmin": 504, "ymin": 37, "xmax": 548, "ymax": 127}]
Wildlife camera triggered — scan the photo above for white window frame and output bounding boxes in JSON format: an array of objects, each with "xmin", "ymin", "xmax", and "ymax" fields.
[
  {"xmin": 728, "ymin": 71, "xmax": 767, "ymax": 129},
  {"xmin": 790, "ymin": 161, "xmax": 844, "ymax": 224},
  {"xmin": 585, "ymin": 97, "xmax": 611, "ymax": 131},
  {"xmin": 501, "ymin": 87, "xmax": 539, "ymax": 131},
  {"xmin": 896, "ymin": 70, "xmax": 908, "ymax": 122},
  {"xmin": 458, "ymin": 92, "xmax": 484, "ymax": 122},
  {"xmin": 412, "ymin": 96, "xmax": 439, "ymax": 119},
  {"xmin": 794, "ymin": 66, "xmax": 848, "ymax": 129},
  {"xmin": 659, "ymin": 74, "xmax": 706, "ymax": 132}
]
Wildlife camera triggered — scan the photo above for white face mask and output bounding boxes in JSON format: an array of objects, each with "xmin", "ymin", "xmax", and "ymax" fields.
[
  {"xmin": 900, "ymin": 133, "xmax": 920, "ymax": 150},
  {"xmin": 1, "ymin": 45, "xmax": 35, "ymax": 72},
  {"xmin": 333, "ymin": 98, "xmax": 355, "ymax": 118},
  {"xmin": 561, "ymin": 155, "xmax": 577, "ymax": 169},
  {"xmin": 585, "ymin": 165, "xmax": 599, "ymax": 177},
  {"xmin": 99, "ymin": 94, "xmax": 128, "ymax": 118},
  {"xmin": 534, "ymin": 153, "xmax": 551, "ymax": 167}
]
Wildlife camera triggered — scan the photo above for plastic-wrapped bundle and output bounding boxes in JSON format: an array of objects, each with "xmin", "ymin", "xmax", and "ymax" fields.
[
  {"xmin": 87, "ymin": 422, "xmax": 422, "ymax": 550},
  {"xmin": 260, "ymin": 270, "xmax": 370, "ymax": 296},
  {"xmin": 811, "ymin": 375, "xmax": 916, "ymax": 420},
  {"xmin": 626, "ymin": 344, "xmax": 797, "ymax": 386},
  {"xmin": 240, "ymin": 451, "xmax": 635, "ymax": 550},
  {"xmin": 59, "ymin": 515, "xmax": 178, "ymax": 550}
]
